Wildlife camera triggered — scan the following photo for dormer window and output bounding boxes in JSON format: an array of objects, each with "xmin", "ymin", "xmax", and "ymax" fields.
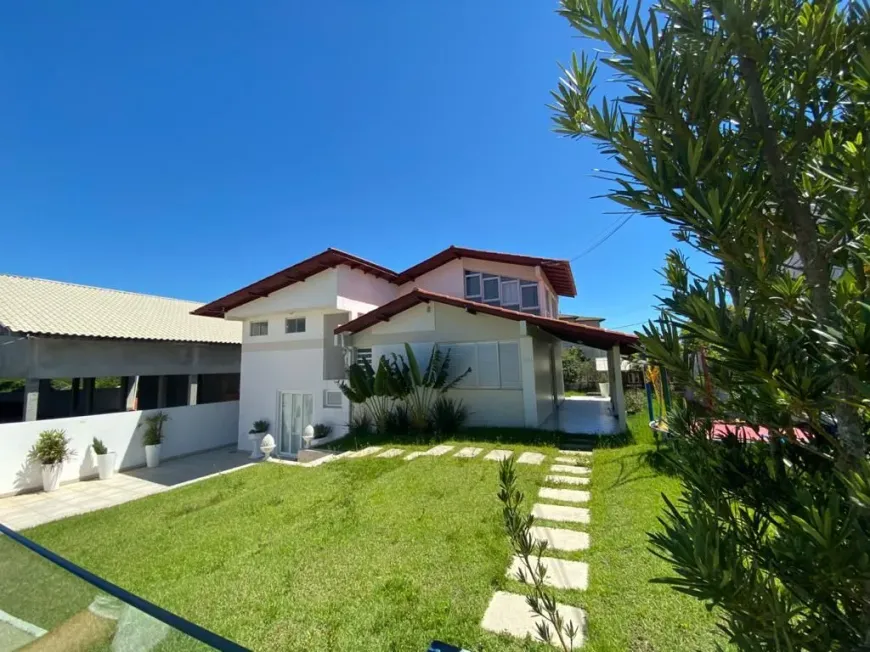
[{"xmin": 464, "ymin": 270, "xmax": 540, "ymax": 314}]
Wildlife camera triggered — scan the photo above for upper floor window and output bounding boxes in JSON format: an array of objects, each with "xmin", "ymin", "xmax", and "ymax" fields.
[
  {"xmin": 285, "ymin": 317, "xmax": 306, "ymax": 334},
  {"xmin": 356, "ymin": 348, "xmax": 373, "ymax": 366},
  {"xmin": 250, "ymin": 321, "xmax": 269, "ymax": 337},
  {"xmin": 465, "ymin": 270, "xmax": 539, "ymax": 314}
]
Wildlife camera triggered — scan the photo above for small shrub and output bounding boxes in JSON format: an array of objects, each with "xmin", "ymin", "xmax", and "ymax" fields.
[
  {"xmin": 92, "ymin": 437, "xmax": 108, "ymax": 456},
  {"xmin": 142, "ymin": 412, "xmax": 169, "ymax": 446},
  {"xmin": 28, "ymin": 430, "xmax": 74, "ymax": 466},
  {"xmin": 313, "ymin": 423, "xmax": 333, "ymax": 439},
  {"xmin": 347, "ymin": 412, "xmax": 374, "ymax": 439},
  {"xmin": 384, "ymin": 404, "xmax": 413, "ymax": 438},
  {"xmin": 625, "ymin": 388, "xmax": 647, "ymax": 415},
  {"xmin": 429, "ymin": 396, "xmax": 469, "ymax": 436},
  {"xmin": 249, "ymin": 419, "xmax": 270, "ymax": 434}
]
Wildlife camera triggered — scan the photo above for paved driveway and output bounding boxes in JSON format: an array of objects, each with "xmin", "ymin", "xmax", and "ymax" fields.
[{"xmin": 0, "ymin": 448, "xmax": 253, "ymax": 531}]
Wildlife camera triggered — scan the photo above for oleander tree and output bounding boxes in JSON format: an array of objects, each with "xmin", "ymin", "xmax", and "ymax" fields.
[{"xmin": 550, "ymin": 0, "xmax": 870, "ymax": 648}]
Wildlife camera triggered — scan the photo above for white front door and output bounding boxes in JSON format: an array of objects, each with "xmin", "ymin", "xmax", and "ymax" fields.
[{"xmin": 278, "ymin": 392, "xmax": 314, "ymax": 456}]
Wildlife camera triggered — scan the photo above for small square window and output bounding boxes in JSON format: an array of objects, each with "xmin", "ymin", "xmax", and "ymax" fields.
[
  {"xmin": 249, "ymin": 321, "xmax": 268, "ymax": 336},
  {"xmin": 285, "ymin": 317, "xmax": 306, "ymax": 334},
  {"xmin": 324, "ymin": 390, "xmax": 343, "ymax": 408},
  {"xmin": 483, "ymin": 275, "xmax": 500, "ymax": 302}
]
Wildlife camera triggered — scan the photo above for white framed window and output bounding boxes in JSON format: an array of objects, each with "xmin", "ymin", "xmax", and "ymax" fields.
[
  {"xmin": 464, "ymin": 272, "xmax": 482, "ymax": 301},
  {"xmin": 356, "ymin": 348, "xmax": 373, "ymax": 366},
  {"xmin": 498, "ymin": 341, "xmax": 521, "ymax": 388},
  {"xmin": 464, "ymin": 269, "xmax": 542, "ymax": 315},
  {"xmin": 285, "ymin": 317, "xmax": 306, "ymax": 334},
  {"xmin": 324, "ymin": 390, "xmax": 343, "ymax": 408},
  {"xmin": 520, "ymin": 281, "xmax": 540, "ymax": 313},
  {"xmin": 249, "ymin": 321, "xmax": 268, "ymax": 336}
]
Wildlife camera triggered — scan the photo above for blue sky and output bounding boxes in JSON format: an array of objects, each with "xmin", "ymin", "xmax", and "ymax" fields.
[{"xmin": 0, "ymin": 1, "xmax": 709, "ymax": 330}]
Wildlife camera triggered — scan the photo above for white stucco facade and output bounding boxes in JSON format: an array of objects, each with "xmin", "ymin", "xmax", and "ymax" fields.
[{"xmin": 201, "ymin": 248, "xmax": 627, "ymax": 451}]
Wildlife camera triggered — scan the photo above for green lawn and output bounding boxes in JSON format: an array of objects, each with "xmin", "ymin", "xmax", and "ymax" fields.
[{"xmin": 5, "ymin": 418, "xmax": 728, "ymax": 652}]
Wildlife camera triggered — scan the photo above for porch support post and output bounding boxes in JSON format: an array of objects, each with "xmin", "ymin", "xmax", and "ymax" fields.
[
  {"xmin": 608, "ymin": 344, "xmax": 627, "ymax": 431},
  {"xmin": 124, "ymin": 376, "xmax": 139, "ymax": 411},
  {"xmin": 187, "ymin": 374, "xmax": 198, "ymax": 406},
  {"xmin": 520, "ymin": 334, "xmax": 538, "ymax": 427},
  {"xmin": 157, "ymin": 375, "xmax": 167, "ymax": 409},
  {"xmin": 23, "ymin": 378, "xmax": 40, "ymax": 421},
  {"xmin": 82, "ymin": 378, "xmax": 95, "ymax": 416}
]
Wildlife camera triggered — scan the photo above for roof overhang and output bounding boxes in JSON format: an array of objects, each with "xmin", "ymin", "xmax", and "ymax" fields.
[
  {"xmin": 396, "ymin": 246, "xmax": 577, "ymax": 297},
  {"xmin": 335, "ymin": 289, "xmax": 638, "ymax": 353},
  {"xmin": 192, "ymin": 249, "xmax": 399, "ymax": 318}
]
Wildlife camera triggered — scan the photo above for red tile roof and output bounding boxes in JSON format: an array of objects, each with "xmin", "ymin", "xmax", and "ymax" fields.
[
  {"xmin": 334, "ymin": 289, "xmax": 638, "ymax": 353},
  {"xmin": 396, "ymin": 246, "xmax": 577, "ymax": 297},
  {"xmin": 192, "ymin": 249, "xmax": 398, "ymax": 317},
  {"xmin": 194, "ymin": 246, "xmax": 578, "ymax": 318}
]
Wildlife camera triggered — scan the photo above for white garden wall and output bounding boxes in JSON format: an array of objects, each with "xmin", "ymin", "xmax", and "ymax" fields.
[{"xmin": 0, "ymin": 401, "xmax": 239, "ymax": 495}]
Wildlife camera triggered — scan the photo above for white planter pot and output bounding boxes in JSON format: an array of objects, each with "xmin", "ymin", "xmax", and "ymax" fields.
[
  {"xmin": 96, "ymin": 452, "xmax": 116, "ymax": 480},
  {"xmin": 598, "ymin": 382, "xmax": 610, "ymax": 397},
  {"xmin": 145, "ymin": 444, "xmax": 161, "ymax": 468},
  {"xmin": 248, "ymin": 433, "xmax": 264, "ymax": 460},
  {"xmin": 41, "ymin": 464, "xmax": 62, "ymax": 493}
]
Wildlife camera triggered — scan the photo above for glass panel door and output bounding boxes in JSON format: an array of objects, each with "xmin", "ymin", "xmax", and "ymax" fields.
[{"xmin": 279, "ymin": 392, "xmax": 314, "ymax": 457}]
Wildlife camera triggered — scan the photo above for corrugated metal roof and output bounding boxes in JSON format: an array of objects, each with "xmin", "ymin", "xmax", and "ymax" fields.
[{"xmin": 0, "ymin": 274, "xmax": 241, "ymax": 344}]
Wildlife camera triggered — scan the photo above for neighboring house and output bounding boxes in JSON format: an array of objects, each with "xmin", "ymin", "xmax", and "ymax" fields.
[
  {"xmin": 0, "ymin": 275, "xmax": 242, "ymax": 422},
  {"xmin": 194, "ymin": 246, "xmax": 638, "ymax": 456}
]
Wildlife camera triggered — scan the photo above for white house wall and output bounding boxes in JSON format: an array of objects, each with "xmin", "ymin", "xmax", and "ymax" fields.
[
  {"xmin": 238, "ymin": 347, "xmax": 349, "ymax": 451},
  {"xmin": 226, "ymin": 268, "xmax": 339, "ymax": 320},
  {"xmin": 349, "ymin": 302, "xmax": 558, "ymax": 429},
  {"xmin": 398, "ymin": 258, "xmax": 465, "ymax": 296},
  {"xmin": 0, "ymin": 402, "xmax": 239, "ymax": 495},
  {"xmin": 336, "ymin": 265, "xmax": 398, "ymax": 317}
]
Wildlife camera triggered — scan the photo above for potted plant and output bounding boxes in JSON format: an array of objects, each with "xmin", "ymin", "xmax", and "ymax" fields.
[
  {"xmin": 248, "ymin": 419, "xmax": 269, "ymax": 460},
  {"xmin": 27, "ymin": 429, "xmax": 74, "ymax": 492},
  {"xmin": 142, "ymin": 412, "xmax": 169, "ymax": 468},
  {"xmin": 92, "ymin": 437, "xmax": 116, "ymax": 480},
  {"xmin": 310, "ymin": 423, "xmax": 334, "ymax": 447}
]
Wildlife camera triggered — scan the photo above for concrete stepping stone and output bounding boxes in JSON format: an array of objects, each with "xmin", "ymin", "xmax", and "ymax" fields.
[
  {"xmin": 529, "ymin": 525, "xmax": 590, "ymax": 551},
  {"xmin": 546, "ymin": 474, "xmax": 590, "ymax": 486},
  {"xmin": 517, "ymin": 452, "xmax": 545, "ymax": 465},
  {"xmin": 348, "ymin": 446, "xmax": 382, "ymax": 458},
  {"xmin": 481, "ymin": 591, "xmax": 586, "ymax": 649},
  {"xmin": 539, "ymin": 487, "xmax": 590, "ymax": 504},
  {"xmin": 550, "ymin": 464, "xmax": 590, "ymax": 476},
  {"xmin": 508, "ymin": 555, "xmax": 589, "ymax": 590},
  {"xmin": 556, "ymin": 455, "xmax": 592, "ymax": 464},
  {"xmin": 405, "ymin": 451, "xmax": 426, "ymax": 460},
  {"xmin": 559, "ymin": 450, "xmax": 593, "ymax": 457},
  {"xmin": 376, "ymin": 448, "xmax": 405, "ymax": 458},
  {"xmin": 425, "ymin": 445, "xmax": 454, "ymax": 456},
  {"xmin": 532, "ymin": 503, "xmax": 590, "ymax": 524},
  {"xmin": 484, "ymin": 449, "xmax": 513, "ymax": 461},
  {"xmin": 454, "ymin": 447, "xmax": 483, "ymax": 458}
]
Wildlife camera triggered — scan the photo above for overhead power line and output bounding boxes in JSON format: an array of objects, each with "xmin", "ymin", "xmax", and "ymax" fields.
[{"xmin": 569, "ymin": 213, "xmax": 635, "ymax": 262}]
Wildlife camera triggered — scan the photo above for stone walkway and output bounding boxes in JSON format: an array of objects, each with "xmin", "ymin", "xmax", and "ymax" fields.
[{"xmin": 481, "ymin": 449, "xmax": 593, "ymax": 649}]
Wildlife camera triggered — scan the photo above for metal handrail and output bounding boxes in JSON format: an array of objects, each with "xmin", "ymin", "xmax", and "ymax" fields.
[{"xmin": 0, "ymin": 522, "xmax": 250, "ymax": 651}]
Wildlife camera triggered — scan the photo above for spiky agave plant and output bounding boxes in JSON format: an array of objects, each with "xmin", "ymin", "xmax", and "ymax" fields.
[
  {"xmin": 339, "ymin": 356, "xmax": 401, "ymax": 433},
  {"xmin": 388, "ymin": 344, "xmax": 472, "ymax": 431}
]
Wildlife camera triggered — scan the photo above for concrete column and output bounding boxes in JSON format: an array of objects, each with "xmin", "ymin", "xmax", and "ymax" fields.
[
  {"xmin": 123, "ymin": 376, "xmax": 139, "ymax": 411},
  {"xmin": 157, "ymin": 375, "xmax": 167, "ymax": 408},
  {"xmin": 187, "ymin": 374, "xmax": 199, "ymax": 406},
  {"xmin": 23, "ymin": 378, "xmax": 40, "ymax": 421},
  {"xmin": 520, "ymin": 335, "xmax": 538, "ymax": 427},
  {"xmin": 608, "ymin": 345, "xmax": 627, "ymax": 431},
  {"xmin": 70, "ymin": 378, "xmax": 81, "ymax": 415},
  {"xmin": 82, "ymin": 378, "xmax": 95, "ymax": 415}
]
